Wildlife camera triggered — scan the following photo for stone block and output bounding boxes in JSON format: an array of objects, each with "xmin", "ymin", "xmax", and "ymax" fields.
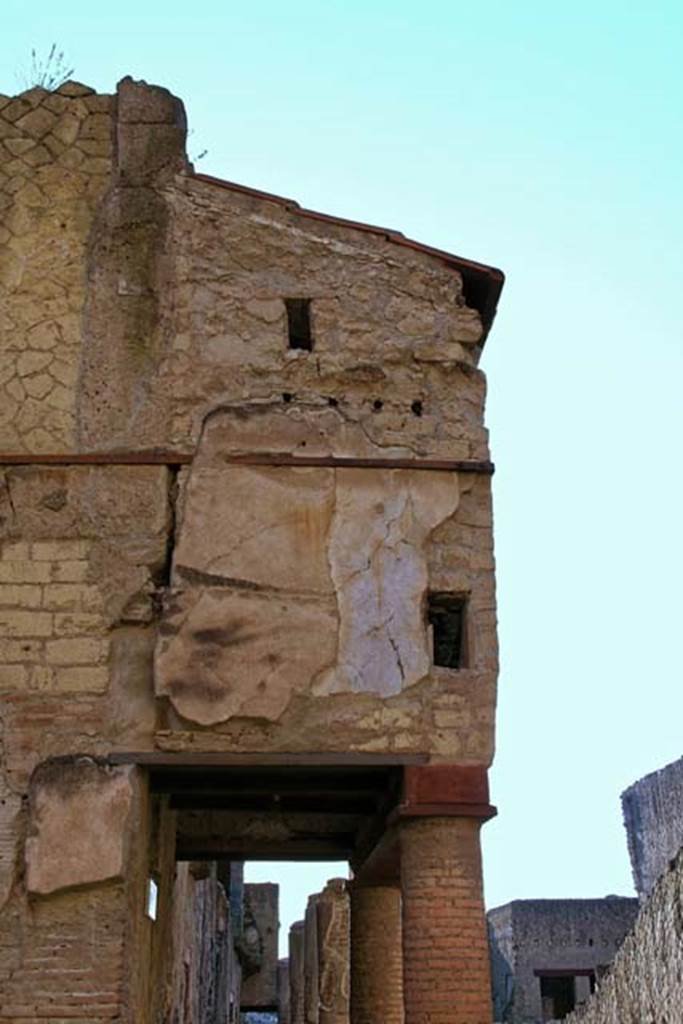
[
  {"xmin": 0, "ymin": 609, "xmax": 52, "ymax": 636},
  {"xmin": 56, "ymin": 81, "xmax": 95, "ymax": 97},
  {"xmin": 117, "ymin": 76, "xmax": 187, "ymax": 126},
  {"xmin": 0, "ymin": 664, "xmax": 28, "ymax": 689},
  {"xmin": 45, "ymin": 636, "xmax": 108, "ymax": 665},
  {"xmin": 14, "ymin": 106, "xmax": 56, "ymax": 140},
  {"xmin": 0, "ymin": 583, "xmax": 42, "ymax": 607},
  {"xmin": 53, "ymin": 665, "xmax": 109, "ymax": 692},
  {"xmin": 25, "ymin": 758, "xmax": 132, "ymax": 895}
]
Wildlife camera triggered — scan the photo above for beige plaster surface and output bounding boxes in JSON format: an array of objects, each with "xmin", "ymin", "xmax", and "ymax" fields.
[{"xmin": 25, "ymin": 758, "xmax": 133, "ymax": 895}]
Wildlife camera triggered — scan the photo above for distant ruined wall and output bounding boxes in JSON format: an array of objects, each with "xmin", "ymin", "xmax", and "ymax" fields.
[
  {"xmin": 168, "ymin": 862, "xmax": 241, "ymax": 1024},
  {"xmin": 487, "ymin": 898, "xmax": 639, "ymax": 1023},
  {"xmin": 565, "ymin": 849, "xmax": 683, "ymax": 1024},
  {"xmin": 621, "ymin": 755, "xmax": 683, "ymax": 900},
  {"xmin": 288, "ymin": 879, "xmax": 350, "ymax": 1024},
  {"xmin": 241, "ymin": 883, "xmax": 279, "ymax": 1009}
]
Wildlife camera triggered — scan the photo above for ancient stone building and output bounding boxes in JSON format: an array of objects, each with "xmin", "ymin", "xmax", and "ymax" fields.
[
  {"xmin": 0, "ymin": 74, "xmax": 504, "ymax": 1022},
  {"xmin": 487, "ymin": 898, "xmax": 639, "ymax": 1023}
]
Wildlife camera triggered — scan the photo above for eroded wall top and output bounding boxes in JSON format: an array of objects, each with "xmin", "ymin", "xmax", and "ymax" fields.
[{"xmin": 2, "ymin": 76, "xmax": 502, "ymax": 458}]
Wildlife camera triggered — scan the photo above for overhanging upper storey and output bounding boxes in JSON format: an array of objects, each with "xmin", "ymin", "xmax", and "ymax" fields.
[{"xmin": 194, "ymin": 172, "xmax": 505, "ymax": 343}]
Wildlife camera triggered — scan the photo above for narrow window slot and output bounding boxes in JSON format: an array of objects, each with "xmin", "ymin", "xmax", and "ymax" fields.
[
  {"xmin": 427, "ymin": 593, "xmax": 467, "ymax": 669},
  {"xmin": 285, "ymin": 298, "xmax": 313, "ymax": 350}
]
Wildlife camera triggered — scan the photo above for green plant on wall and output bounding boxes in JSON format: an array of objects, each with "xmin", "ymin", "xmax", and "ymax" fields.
[{"xmin": 17, "ymin": 44, "xmax": 74, "ymax": 91}]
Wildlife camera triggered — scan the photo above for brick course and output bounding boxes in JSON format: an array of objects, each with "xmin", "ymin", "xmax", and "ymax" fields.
[
  {"xmin": 350, "ymin": 883, "xmax": 404, "ymax": 1024},
  {"xmin": 401, "ymin": 817, "xmax": 492, "ymax": 1024}
]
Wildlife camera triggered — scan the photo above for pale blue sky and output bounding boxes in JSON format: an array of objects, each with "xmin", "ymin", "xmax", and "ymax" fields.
[{"xmin": 4, "ymin": 1, "xmax": 682, "ymax": 950}]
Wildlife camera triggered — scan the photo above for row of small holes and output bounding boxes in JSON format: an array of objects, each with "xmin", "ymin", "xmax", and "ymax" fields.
[{"xmin": 282, "ymin": 394, "xmax": 424, "ymax": 415}]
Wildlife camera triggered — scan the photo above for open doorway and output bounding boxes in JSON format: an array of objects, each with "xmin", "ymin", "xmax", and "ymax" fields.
[{"xmin": 142, "ymin": 759, "xmax": 399, "ymax": 1023}]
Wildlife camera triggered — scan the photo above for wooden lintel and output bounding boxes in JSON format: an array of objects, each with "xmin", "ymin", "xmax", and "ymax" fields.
[
  {"xmin": 0, "ymin": 452, "xmax": 494, "ymax": 474},
  {"xmin": 109, "ymin": 751, "xmax": 428, "ymax": 767},
  {"xmin": 0, "ymin": 451, "xmax": 193, "ymax": 466},
  {"xmin": 176, "ymin": 839, "xmax": 353, "ymax": 861},
  {"xmin": 221, "ymin": 454, "xmax": 494, "ymax": 474}
]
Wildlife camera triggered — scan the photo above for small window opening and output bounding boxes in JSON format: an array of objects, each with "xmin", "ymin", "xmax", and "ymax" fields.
[
  {"xmin": 327, "ymin": 396, "xmax": 338, "ymax": 407},
  {"xmin": 411, "ymin": 399, "xmax": 423, "ymax": 417},
  {"xmin": 285, "ymin": 298, "xmax": 313, "ymax": 350},
  {"xmin": 427, "ymin": 593, "xmax": 466, "ymax": 669},
  {"xmin": 282, "ymin": 392, "xmax": 293, "ymax": 403},
  {"xmin": 372, "ymin": 399, "xmax": 383, "ymax": 412}
]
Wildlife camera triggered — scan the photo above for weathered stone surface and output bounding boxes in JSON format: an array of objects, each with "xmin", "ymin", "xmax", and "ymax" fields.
[
  {"xmin": 242, "ymin": 883, "xmax": 280, "ymax": 1010},
  {"xmin": 0, "ymin": 773, "xmax": 22, "ymax": 910},
  {"xmin": 304, "ymin": 895, "xmax": 320, "ymax": 1024},
  {"xmin": 565, "ymin": 851, "xmax": 683, "ymax": 1024},
  {"xmin": 316, "ymin": 879, "xmax": 350, "ymax": 1024},
  {"xmin": 1, "ymin": 74, "xmax": 503, "ymax": 1023},
  {"xmin": 315, "ymin": 467, "xmax": 458, "ymax": 697},
  {"xmin": 488, "ymin": 897, "xmax": 639, "ymax": 1023},
  {"xmin": 290, "ymin": 920, "xmax": 306, "ymax": 1024},
  {"xmin": 25, "ymin": 757, "xmax": 133, "ymax": 894},
  {"xmin": 622, "ymin": 754, "xmax": 683, "ymax": 899},
  {"xmin": 155, "ymin": 407, "xmax": 460, "ymax": 724}
]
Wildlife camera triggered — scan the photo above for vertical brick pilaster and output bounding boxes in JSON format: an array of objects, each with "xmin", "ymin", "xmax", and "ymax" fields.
[
  {"xmin": 350, "ymin": 883, "xmax": 404, "ymax": 1024},
  {"xmin": 401, "ymin": 816, "xmax": 492, "ymax": 1024}
]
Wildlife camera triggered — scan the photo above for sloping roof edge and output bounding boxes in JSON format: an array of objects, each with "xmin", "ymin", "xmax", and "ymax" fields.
[{"xmin": 193, "ymin": 172, "xmax": 505, "ymax": 343}]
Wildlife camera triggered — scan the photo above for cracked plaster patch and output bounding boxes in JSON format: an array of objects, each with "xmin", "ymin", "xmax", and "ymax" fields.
[{"xmin": 155, "ymin": 406, "xmax": 459, "ymax": 723}]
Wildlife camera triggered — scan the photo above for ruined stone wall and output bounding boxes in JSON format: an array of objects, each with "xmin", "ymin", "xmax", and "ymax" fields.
[
  {"xmin": 0, "ymin": 758, "xmax": 152, "ymax": 1023},
  {"xmin": 564, "ymin": 849, "xmax": 683, "ymax": 1024},
  {"xmin": 0, "ymin": 464, "xmax": 169, "ymax": 783},
  {"xmin": 621, "ymin": 754, "xmax": 683, "ymax": 899},
  {"xmin": 0, "ymin": 83, "xmax": 113, "ymax": 452},
  {"xmin": 1, "ymin": 77, "xmax": 498, "ymax": 764},
  {"xmin": 288, "ymin": 880, "xmax": 350, "ymax": 1024},
  {"xmin": 241, "ymin": 883, "xmax": 279, "ymax": 1010},
  {"xmin": 167, "ymin": 862, "xmax": 241, "ymax": 1024},
  {"xmin": 487, "ymin": 898, "xmax": 639, "ymax": 1023},
  {"xmin": 0, "ymin": 74, "xmax": 502, "ymax": 1019}
]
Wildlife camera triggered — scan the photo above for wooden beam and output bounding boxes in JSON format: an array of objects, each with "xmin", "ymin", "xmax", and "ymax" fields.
[
  {"xmin": 177, "ymin": 838, "xmax": 353, "ymax": 861},
  {"xmin": 0, "ymin": 452, "xmax": 493, "ymax": 474},
  {"xmin": 109, "ymin": 751, "xmax": 427, "ymax": 767}
]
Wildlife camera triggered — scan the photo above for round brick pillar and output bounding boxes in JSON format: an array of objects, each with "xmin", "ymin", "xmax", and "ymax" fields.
[
  {"xmin": 350, "ymin": 883, "xmax": 404, "ymax": 1024},
  {"xmin": 400, "ymin": 817, "xmax": 492, "ymax": 1024}
]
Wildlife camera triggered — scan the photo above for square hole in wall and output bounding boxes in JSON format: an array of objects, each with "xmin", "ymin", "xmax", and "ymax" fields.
[
  {"xmin": 427, "ymin": 593, "xmax": 467, "ymax": 669},
  {"xmin": 285, "ymin": 298, "xmax": 313, "ymax": 350}
]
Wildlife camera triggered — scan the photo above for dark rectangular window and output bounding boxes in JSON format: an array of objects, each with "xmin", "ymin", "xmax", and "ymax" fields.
[
  {"xmin": 285, "ymin": 298, "xmax": 313, "ymax": 350},
  {"xmin": 540, "ymin": 976, "xmax": 576, "ymax": 1021},
  {"xmin": 427, "ymin": 593, "xmax": 466, "ymax": 669}
]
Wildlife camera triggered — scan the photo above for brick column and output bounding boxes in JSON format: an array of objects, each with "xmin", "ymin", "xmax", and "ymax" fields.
[
  {"xmin": 400, "ymin": 816, "xmax": 492, "ymax": 1024},
  {"xmin": 350, "ymin": 883, "xmax": 404, "ymax": 1024}
]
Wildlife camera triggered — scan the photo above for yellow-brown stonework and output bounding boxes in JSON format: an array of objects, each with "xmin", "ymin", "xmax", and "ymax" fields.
[{"xmin": 0, "ymin": 75, "xmax": 504, "ymax": 1022}]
